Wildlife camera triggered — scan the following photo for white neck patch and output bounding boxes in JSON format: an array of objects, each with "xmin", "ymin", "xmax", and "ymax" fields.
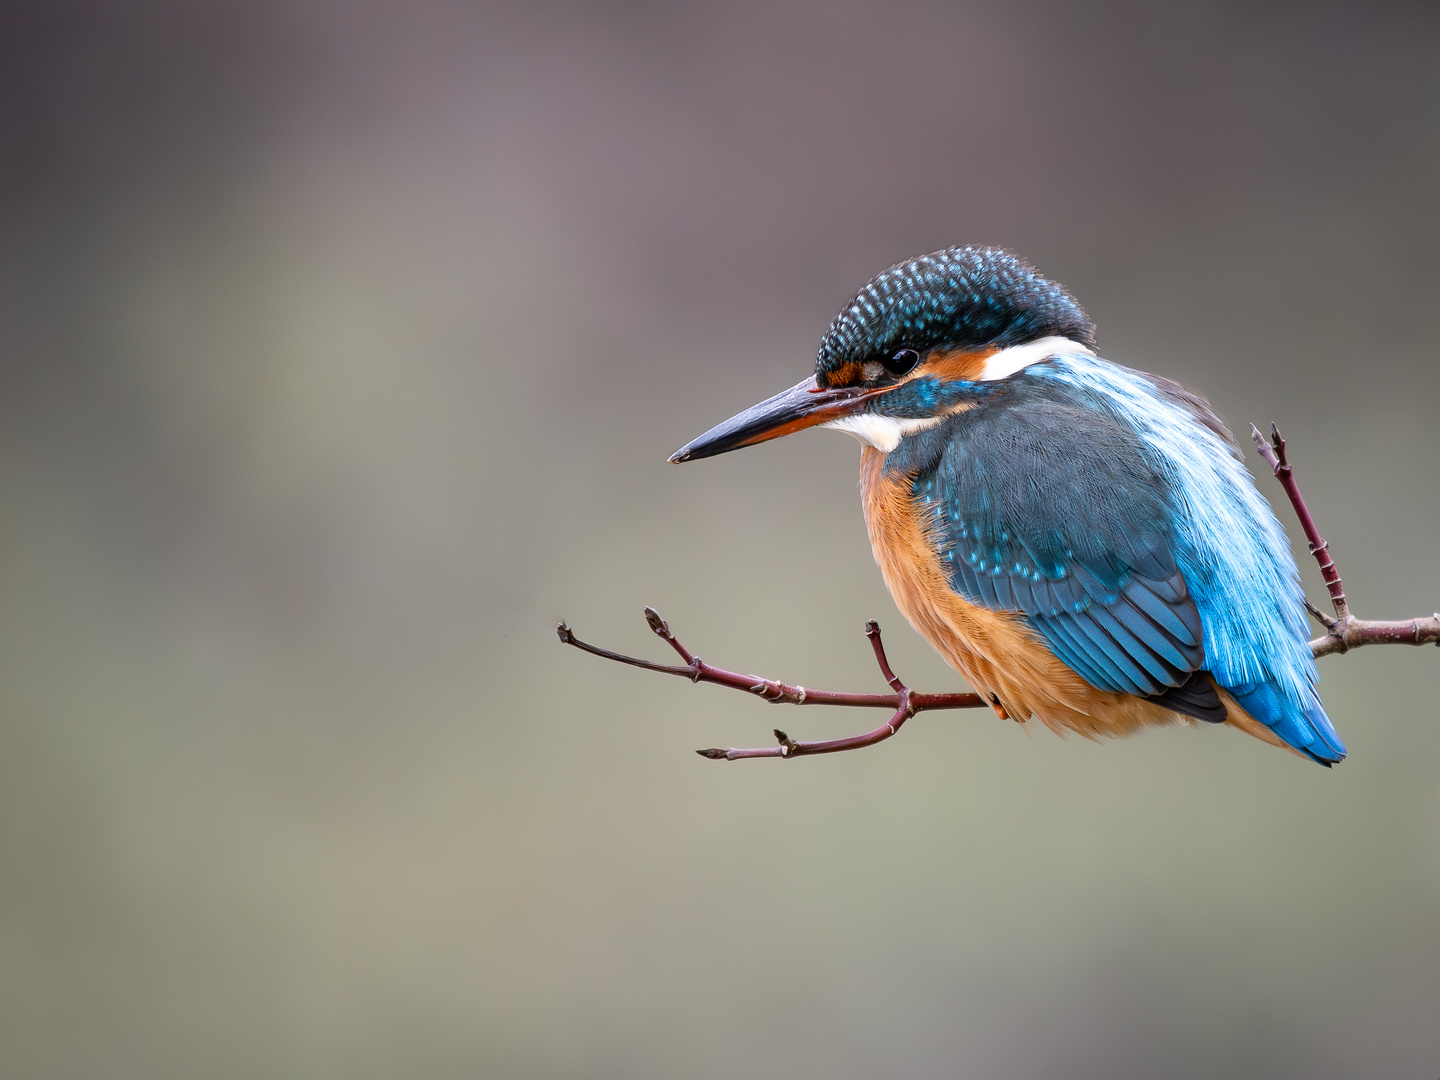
[
  {"xmin": 978, "ymin": 335, "xmax": 1094, "ymax": 381},
  {"xmin": 821, "ymin": 413, "xmax": 942, "ymax": 452}
]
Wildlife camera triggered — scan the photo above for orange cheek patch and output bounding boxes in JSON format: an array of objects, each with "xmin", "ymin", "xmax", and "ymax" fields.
[
  {"xmin": 819, "ymin": 362, "xmax": 862, "ymax": 388},
  {"xmin": 825, "ymin": 348, "xmax": 996, "ymax": 389},
  {"xmin": 915, "ymin": 346, "xmax": 999, "ymax": 384}
]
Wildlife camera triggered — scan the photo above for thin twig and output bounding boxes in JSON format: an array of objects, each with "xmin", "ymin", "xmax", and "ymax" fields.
[
  {"xmin": 1249, "ymin": 423, "xmax": 1440, "ymax": 657},
  {"xmin": 1250, "ymin": 423, "xmax": 1349, "ymax": 619},
  {"xmin": 557, "ymin": 609, "xmax": 984, "ymax": 760},
  {"xmin": 1303, "ymin": 597, "xmax": 1337, "ymax": 631}
]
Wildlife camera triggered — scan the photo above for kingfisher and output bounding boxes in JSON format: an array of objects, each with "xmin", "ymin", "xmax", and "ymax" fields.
[{"xmin": 669, "ymin": 246, "xmax": 1346, "ymax": 766}]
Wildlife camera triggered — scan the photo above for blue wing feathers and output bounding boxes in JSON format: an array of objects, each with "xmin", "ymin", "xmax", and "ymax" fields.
[
  {"xmin": 1068, "ymin": 562, "xmax": 1116, "ymax": 606},
  {"xmin": 897, "ymin": 352, "xmax": 1346, "ymax": 764},
  {"xmin": 991, "ymin": 574, "xmax": 1017, "ymax": 611},
  {"xmin": 1088, "ymin": 613, "xmax": 1169, "ymax": 688},
  {"xmin": 1007, "ymin": 574, "xmax": 1039, "ymax": 616},
  {"xmin": 974, "ymin": 568, "xmax": 1002, "ymax": 609},
  {"xmin": 1037, "ymin": 618, "xmax": 1115, "ymax": 691},
  {"xmin": 1055, "ymin": 611, "xmax": 1154, "ymax": 695},
  {"xmin": 1229, "ymin": 682, "xmax": 1347, "ymax": 766},
  {"xmin": 1111, "ymin": 601, "xmax": 1192, "ymax": 676},
  {"xmin": 910, "ymin": 390, "xmax": 1206, "ymax": 704},
  {"xmin": 1040, "ymin": 356, "xmax": 1346, "ymax": 763},
  {"xmin": 1142, "ymin": 573, "xmax": 1186, "ymax": 606},
  {"xmin": 1127, "ymin": 578, "xmax": 1200, "ymax": 645},
  {"xmin": 1108, "ymin": 599, "xmax": 1191, "ymax": 672}
]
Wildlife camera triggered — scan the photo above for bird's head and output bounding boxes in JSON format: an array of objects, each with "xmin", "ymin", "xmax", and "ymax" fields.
[{"xmin": 669, "ymin": 246, "xmax": 1096, "ymax": 462}]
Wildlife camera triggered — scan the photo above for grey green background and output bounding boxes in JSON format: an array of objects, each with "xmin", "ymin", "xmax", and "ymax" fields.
[{"xmin": 3, "ymin": 2, "xmax": 1439, "ymax": 1077}]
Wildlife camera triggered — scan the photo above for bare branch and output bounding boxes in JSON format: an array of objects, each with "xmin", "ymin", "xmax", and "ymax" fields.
[
  {"xmin": 1248, "ymin": 423, "xmax": 1439, "ymax": 659},
  {"xmin": 1250, "ymin": 423, "xmax": 1349, "ymax": 619},
  {"xmin": 557, "ymin": 610, "xmax": 984, "ymax": 759},
  {"xmin": 1308, "ymin": 615, "xmax": 1440, "ymax": 658}
]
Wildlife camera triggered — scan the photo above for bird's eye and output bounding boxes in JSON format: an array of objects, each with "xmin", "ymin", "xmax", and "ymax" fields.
[{"xmin": 883, "ymin": 348, "xmax": 920, "ymax": 376}]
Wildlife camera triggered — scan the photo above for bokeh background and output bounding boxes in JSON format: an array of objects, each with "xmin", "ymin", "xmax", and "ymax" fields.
[{"xmin": 2, "ymin": 2, "xmax": 1439, "ymax": 1077}]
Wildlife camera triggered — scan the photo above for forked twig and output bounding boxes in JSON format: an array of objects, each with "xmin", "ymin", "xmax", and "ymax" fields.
[
  {"xmin": 1249, "ymin": 424, "xmax": 1440, "ymax": 658},
  {"xmin": 557, "ymin": 609, "xmax": 983, "ymax": 760}
]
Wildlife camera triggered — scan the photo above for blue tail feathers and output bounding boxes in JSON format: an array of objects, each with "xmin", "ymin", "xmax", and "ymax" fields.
[{"xmin": 1227, "ymin": 681, "xmax": 1347, "ymax": 766}]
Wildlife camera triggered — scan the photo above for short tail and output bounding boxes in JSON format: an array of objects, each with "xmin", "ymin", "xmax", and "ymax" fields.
[{"xmin": 1226, "ymin": 680, "xmax": 1347, "ymax": 766}]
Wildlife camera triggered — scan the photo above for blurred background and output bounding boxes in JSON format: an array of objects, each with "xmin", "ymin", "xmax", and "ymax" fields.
[{"xmin": 2, "ymin": 1, "xmax": 1438, "ymax": 1077}]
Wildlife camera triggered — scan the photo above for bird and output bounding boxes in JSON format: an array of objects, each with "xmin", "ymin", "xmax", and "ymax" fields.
[{"xmin": 668, "ymin": 246, "xmax": 1346, "ymax": 766}]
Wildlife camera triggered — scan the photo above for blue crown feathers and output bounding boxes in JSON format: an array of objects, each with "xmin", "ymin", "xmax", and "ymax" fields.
[{"xmin": 816, "ymin": 246, "xmax": 1096, "ymax": 380}]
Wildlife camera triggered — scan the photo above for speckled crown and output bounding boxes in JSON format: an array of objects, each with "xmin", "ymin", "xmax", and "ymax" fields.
[{"xmin": 816, "ymin": 247, "xmax": 1096, "ymax": 379}]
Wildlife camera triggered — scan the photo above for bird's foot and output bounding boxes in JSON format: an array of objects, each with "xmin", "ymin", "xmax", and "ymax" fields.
[{"xmin": 987, "ymin": 693, "xmax": 1013, "ymax": 722}]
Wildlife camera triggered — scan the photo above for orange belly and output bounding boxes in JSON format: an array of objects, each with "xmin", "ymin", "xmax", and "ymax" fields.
[{"xmin": 859, "ymin": 445, "xmax": 1188, "ymax": 740}]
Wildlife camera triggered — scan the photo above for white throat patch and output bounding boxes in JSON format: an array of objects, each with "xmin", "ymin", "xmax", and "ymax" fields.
[
  {"xmin": 979, "ymin": 336, "xmax": 1094, "ymax": 380},
  {"xmin": 821, "ymin": 413, "xmax": 942, "ymax": 452}
]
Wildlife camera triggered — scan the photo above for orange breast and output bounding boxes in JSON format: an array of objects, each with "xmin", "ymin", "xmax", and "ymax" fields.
[{"xmin": 858, "ymin": 446, "xmax": 1186, "ymax": 740}]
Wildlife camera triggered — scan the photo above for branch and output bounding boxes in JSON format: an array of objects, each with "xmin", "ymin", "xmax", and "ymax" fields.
[
  {"xmin": 1249, "ymin": 423, "xmax": 1440, "ymax": 657},
  {"xmin": 557, "ymin": 608, "xmax": 984, "ymax": 760}
]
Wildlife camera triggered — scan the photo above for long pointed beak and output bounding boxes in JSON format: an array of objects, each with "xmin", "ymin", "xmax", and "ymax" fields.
[{"xmin": 668, "ymin": 376, "xmax": 874, "ymax": 463}]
